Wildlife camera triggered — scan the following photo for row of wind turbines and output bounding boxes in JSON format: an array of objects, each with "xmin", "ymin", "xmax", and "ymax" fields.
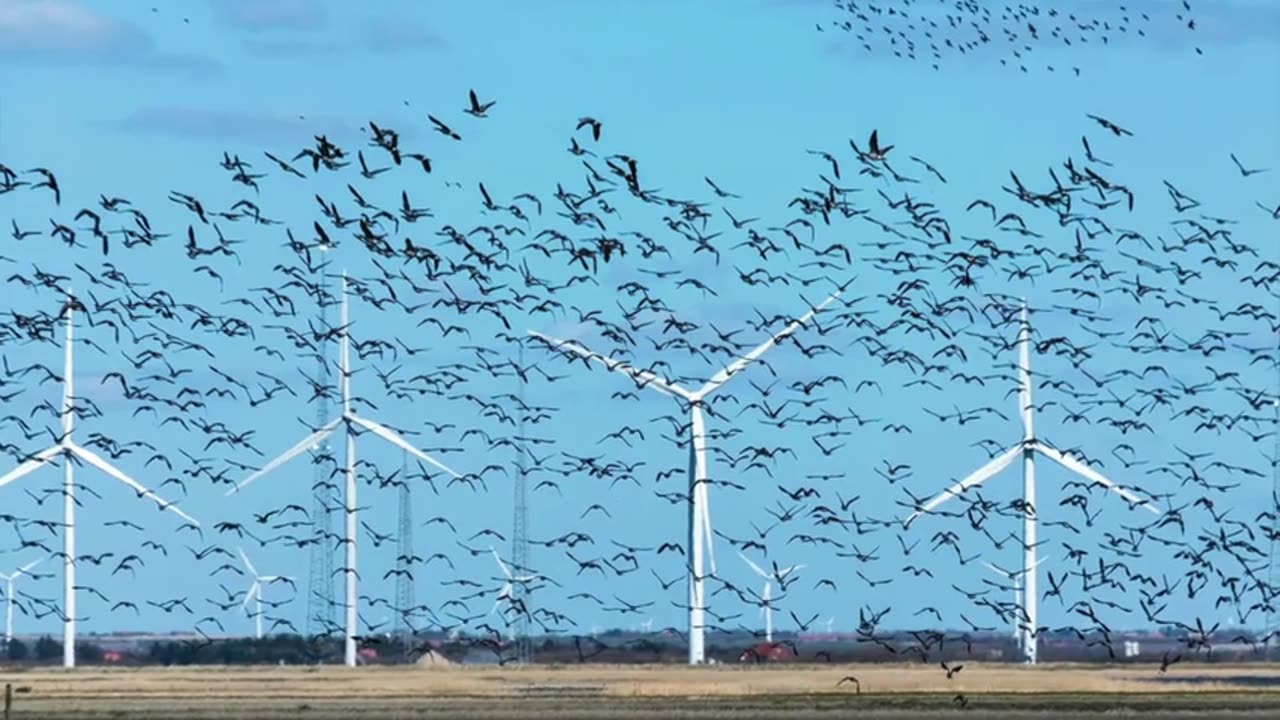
[
  {"xmin": 0, "ymin": 276, "xmax": 461, "ymax": 667},
  {"xmin": 527, "ymin": 298, "xmax": 1162, "ymax": 666},
  {"xmin": 0, "ymin": 293, "xmax": 304, "ymax": 664},
  {"xmin": 0, "ymin": 278, "xmax": 1162, "ymax": 668}
]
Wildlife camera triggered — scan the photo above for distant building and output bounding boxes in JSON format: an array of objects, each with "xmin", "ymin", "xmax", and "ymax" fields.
[{"xmin": 738, "ymin": 643, "xmax": 793, "ymax": 663}]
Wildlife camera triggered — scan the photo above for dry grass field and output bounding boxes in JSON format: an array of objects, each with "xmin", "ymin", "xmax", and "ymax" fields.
[{"xmin": 1, "ymin": 663, "xmax": 1277, "ymax": 719}]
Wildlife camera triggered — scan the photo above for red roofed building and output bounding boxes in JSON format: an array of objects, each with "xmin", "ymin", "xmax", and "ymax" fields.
[{"xmin": 738, "ymin": 643, "xmax": 793, "ymax": 663}]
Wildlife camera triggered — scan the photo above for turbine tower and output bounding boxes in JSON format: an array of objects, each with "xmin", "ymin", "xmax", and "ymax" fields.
[
  {"xmin": 0, "ymin": 556, "xmax": 47, "ymax": 645},
  {"xmin": 529, "ymin": 289, "xmax": 841, "ymax": 664},
  {"xmin": 394, "ymin": 451, "xmax": 415, "ymax": 637},
  {"xmin": 903, "ymin": 300, "xmax": 1160, "ymax": 665},
  {"xmin": 306, "ymin": 280, "xmax": 337, "ymax": 640},
  {"xmin": 0, "ymin": 295, "xmax": 198, "ymax": 667},
  {"xmin": 983, "ymin": 556, "xmax": 1049, "ymax": 653},
  {"xmin": 238, "ymin": 547, "xmax": 294, "ymax": 640},
  {"xmin": 227, "ymin": 272, "xmax": 464, "ymax": 667},
  {"xmin": 738, "ymin": 552, "xmax": 803, "ymax": 643}
]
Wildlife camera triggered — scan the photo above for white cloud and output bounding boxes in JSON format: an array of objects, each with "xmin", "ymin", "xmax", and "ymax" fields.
[
  {"xmin": 207, "ymin": 0, "xmax": 327, "ymax": 32},
  {"xmin": 0, "ymin": 0, "xmax": 142, "ymax": 56},
  {"xmin": 0, "ymin": 0, "xmax": 217, "ymax": 74}
]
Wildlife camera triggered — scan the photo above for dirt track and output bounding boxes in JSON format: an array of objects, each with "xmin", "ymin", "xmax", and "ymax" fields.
[{"xmin": 1, "ymin": 663, "xmax": 1277, "ymax": 719}]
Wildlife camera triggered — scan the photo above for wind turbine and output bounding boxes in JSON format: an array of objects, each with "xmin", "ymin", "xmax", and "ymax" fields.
[
  {"xmin": 489, "ymin": 547, "xmax": 538, "ymax": 636},
  {"xmin": 238, "ymin": 547, "xmax": 295, "ymax": 640},
  {"xmin": 0, "ymin": 294, "xmax": 198, "ymax": 668},
  {"xmin": 983, "ymin": 556, "xmax": 1050, "ymax": 651},
  {"xmin": 528, "ymin": 289, "xmax": 841, "ymax": 664},
  {"xmin": 903, "ymin": 300, "xmax": 1161, "ymax": 665},
  {"xmin": 738, "ymin": 552, "xmax": 803, "ymax": 643},
  {"xmin": 227, "ymin": 272, "xmax": 465, "ymax": 667},
  {"xmin": 821, "ymin": 617, "xmax": 835, "ymax": 634},
  {"xmin": 0, "ymin": 557, "xmax": 48, "ymax": 645}
]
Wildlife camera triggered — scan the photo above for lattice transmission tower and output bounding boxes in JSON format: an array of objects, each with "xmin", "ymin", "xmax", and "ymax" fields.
[
  {"xmin": 395, "ymin": 452, "xmax": 416, "ymax": 637},
  {"xmin": 1266, "ymin": 314, "xmax": 1280, "ymax": 659},
  {"xmin": 306, "ymin": 277, "xmax": 337, "ymax": 641},
  {"xmin": 510, "ymin": 346, "xmax": 533, "ymax": 664}
]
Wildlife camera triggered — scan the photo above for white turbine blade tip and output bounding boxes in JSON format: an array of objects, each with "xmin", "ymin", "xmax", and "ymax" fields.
[
  {"xmin": 1036, "ymin": 442, "xmax": 1161, "ymax": 515},
  {"xmin": 699, "ymin": 289, "xmax": 843, "ymax": 396},
  {"xmin": 533, "ymin": 328, "xmax": 688, "ymax": 399},
  {"xmin": 528, "ymin": 330, "xmax": 575, "ymax": 351},
  {"xmin": 231, "ymin": 422, "xmax": 339, "ymax": 495},
  {"xmin": 738, "ymin": 552, "xmax": 767, "ymax": 578},
  {"xmin": 0, "ymin": 445, "xmax": 63, "ymax": 488},
  {"xmin": 68, "ymin": 443, "xmax": 198, "ymax": 525},
  {"xmin": 491, "ymin": 548, "xmax": 513, "ymax": 578},
  {"xmin": 239, "ymin": 548, "xmax": 259, "ymax": 578},
  {"xmin": 915, "ymin": 444, "xmax": 1021, "ymax": 519},
  {"xmin": 351, "ymin": 415, "xmax": 463, "ymax": 478}
]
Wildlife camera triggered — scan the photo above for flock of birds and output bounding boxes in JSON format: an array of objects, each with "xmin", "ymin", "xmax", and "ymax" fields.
[
  {"xmin": 1, "ymin": 79, "xmax": 1278, "ymax": 679},
  {"xmin": 819, "ymin": 0, "xmax": 1208, "ymax": 75}
]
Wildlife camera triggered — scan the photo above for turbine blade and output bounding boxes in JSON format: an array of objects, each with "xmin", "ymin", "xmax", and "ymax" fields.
[
  {"xmin": 227, "ymin": 419, "xmax": 340, "ymax": 495},
  {"xmin": 780, "ymin": 564, "xmax": 805, "ymax": 578},
  {"xmin": 238, "ymin": 547, "xmax": 259, "ymax": 579},
  {"xmin": 491, "ymin": 546, "xmax": 512, "ymax": 579},
  {"xmin": 1035, "ymin": 442, "xmax": 1161, "ymax": 514},
  {"xmin": 243, "ymin": 581, "xmax": 259, "ymax": 610},
  {"xmin": 0, "ymin": 445, "xmax": 62, "ymax": 489},
  {"xmin": 738, "ymin": 551, "xmax": 768, "ymax": 578},
  {"xmin": 349, "ymin": 416, "xmax": 461, "ymax": 478},
  {"xmin": 696, "ymin": 290, "xmax": 841, "ymax": 399},
  {"xmin": 492, "ymin": 581, "xmax": 512, "ymax": 614},
  {"xmin": 904, "ymin": 444, "xmax": 1021, "ymax": 526},
  {"xmin": 18, "ymin": 556, "xmax": 46, "ymax": 574},
  {"xmin": 527, "ymin": 330, "xmax": 692, "ymax": 400},
  {"xmin": 67, "ymin": 443, "xmax": 198, "ymax": 525}
]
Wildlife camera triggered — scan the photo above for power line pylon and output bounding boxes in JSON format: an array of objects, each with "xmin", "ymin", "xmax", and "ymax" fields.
[
  {"xmin": 1266, "ymin": 337, "xmax": 1280, "ymax": 660},
  {"xmin": 306, "ymin": 283, "xmax": 337, "ymax": 643},
  {"xmin": 511, "ymin": 346, "xmax": 533, "ymax": 664}
]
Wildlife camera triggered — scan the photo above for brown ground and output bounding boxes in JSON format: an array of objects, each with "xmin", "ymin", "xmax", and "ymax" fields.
[{"xmin": 1, "ymin": 663, "xmax": 1277, "ymax": 719}]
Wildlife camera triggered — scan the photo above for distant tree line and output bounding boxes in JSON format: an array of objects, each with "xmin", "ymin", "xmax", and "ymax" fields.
[
  {"xmin": 5, "ymin": 636, "xmax": 104, "ymax": 663},
  {"xmin": 1, "ymin": 628, "xmax": 1272, "ymax": 665}
]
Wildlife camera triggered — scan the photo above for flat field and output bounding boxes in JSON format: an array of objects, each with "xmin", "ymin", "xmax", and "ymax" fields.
[{"xmin": 1, "ymin": 663, "xmax": 1277, "ymax": 719}]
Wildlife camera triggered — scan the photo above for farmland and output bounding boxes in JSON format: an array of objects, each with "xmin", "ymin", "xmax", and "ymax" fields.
[{"xmin": 1, "ymin": 663, "xmax": 1278, "ymax": 719}]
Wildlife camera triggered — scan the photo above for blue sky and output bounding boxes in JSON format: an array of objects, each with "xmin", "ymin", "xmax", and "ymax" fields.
[{"xmin": 1, "ymin": 0, "xmax": 1279, "ymax": 645}]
